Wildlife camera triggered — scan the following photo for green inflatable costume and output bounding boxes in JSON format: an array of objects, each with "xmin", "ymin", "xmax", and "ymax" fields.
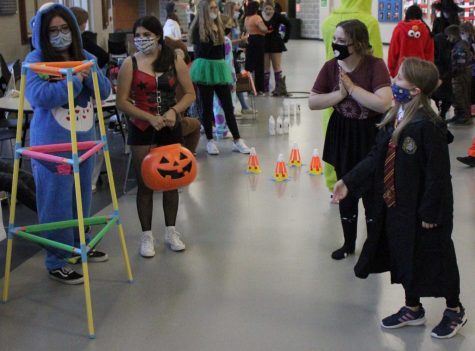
[{"xmin": 320, "ymin": 0, "xmax": 383, "ymax": 191}]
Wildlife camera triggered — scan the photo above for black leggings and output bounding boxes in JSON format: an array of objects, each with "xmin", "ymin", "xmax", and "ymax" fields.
[
  {"xmin": 245, "ymin": 35, "xmax": 265, "ymax": 92},
  {"xmin": 131, "ymin": 144, "xmax": 179, "ymax": 231},
  {"xmin": 197, "ymin": 83, "xmax": 241, "ymax": 140},
  {"xmin": 405, "ymin": 292, "xmax": 460, "ymax": 309},
  {"xmin": 337, "ymin": 191, "xmax": 374, "ymax": 250}
]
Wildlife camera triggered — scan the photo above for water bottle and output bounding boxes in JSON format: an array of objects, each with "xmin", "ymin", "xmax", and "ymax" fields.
[
  {"xmin": 276, "ymin": 115, "xmax": 284, "ymax": 135},
  {"xmin": 283, "ymin": 116, "xmax": 290, "ymax": 134},
  {"xmin": 269, "ymin": 115, "xmax": 276, "ymax": 135}
]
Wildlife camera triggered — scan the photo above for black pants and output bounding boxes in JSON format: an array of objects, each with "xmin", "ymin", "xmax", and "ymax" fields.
[
  {"xmin": 245, "ymin": 35, "xmax": 265, "ymax": 92},
  {"xmin": 197, "ymin": 83, "xmax": 240, "ymax": 140},
  {"xmin": 452, "ymin": 69, "xmax": 471, "ymax": 119},
  {"xmin": 405, "ymin": 291, "xmax": 460, "ymax": 309}
]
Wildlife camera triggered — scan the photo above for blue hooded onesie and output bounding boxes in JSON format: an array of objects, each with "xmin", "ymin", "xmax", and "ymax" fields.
[{"xmin": 25, "ymin": 3, "xmax": 111, "ymax": 271}]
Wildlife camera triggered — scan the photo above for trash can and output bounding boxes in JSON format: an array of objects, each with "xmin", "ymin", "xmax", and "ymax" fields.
[{"xmin": 289, "ymin": 18, "xmax": 301, "ymax": 39}]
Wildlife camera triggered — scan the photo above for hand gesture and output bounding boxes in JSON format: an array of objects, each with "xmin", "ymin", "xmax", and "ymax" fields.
[
  {"xmin": 339, "ymin": 68, "xmax": 355, "ymax": 94},
  {"xmin": 163, "ymin": 108, "xmax": 177, "ymax": 128},
  {"xmin": 149, "ymin": 115, "xmax": 167, "ymax": 131},
  {"xmin": 332, "ymin": 180, "xmax": 348, "ymax": 204},
  {"xmin": 241, "ymin": 33, "xmax": 249, "ymax": 44},
  {"xmin": 76, "ymin": 67, "xmax": 91, "ymax": 83}
]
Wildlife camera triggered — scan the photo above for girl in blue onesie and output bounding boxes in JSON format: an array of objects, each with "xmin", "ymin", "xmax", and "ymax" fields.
[{"xmin": 25, "ymin": 3, "xmax": 111, "ymax": 284}]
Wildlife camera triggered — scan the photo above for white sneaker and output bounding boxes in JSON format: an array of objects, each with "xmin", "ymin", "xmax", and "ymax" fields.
[
  {"xmin": 242, "ymin": 108, "xmax": 257, "ymax": 115},
  {"xmin": 207, "ymin": 140, "xmax": 220, "ymax": 155},
  {"xmin": 140, "ymin": 231, "xmax": 155, "ymax": 258},
  {"xmin": 165, "ymin": 227, "xmax": 186, "ymax": 251},
  {"xmin": 234, "ymin": 109, "xmax": 242, "ymax": 116},
  {"xmin": 232, "ymin": 139, "xmax": 251, "ymax": 154}
]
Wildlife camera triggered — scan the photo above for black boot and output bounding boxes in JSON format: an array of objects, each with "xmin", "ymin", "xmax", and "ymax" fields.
[{"xmin": 332, "ymin": 216, "xmax": 357, "ymax": 260}]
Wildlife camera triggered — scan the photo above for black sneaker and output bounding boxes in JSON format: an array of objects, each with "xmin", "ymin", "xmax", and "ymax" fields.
[
  {"xmin": 49, "ymin": 265, "xmax": 84, "ymax": 285},
  {"xmin": 381, "ymin": 306, "xmax": 426, "ymax": 329},
  {"xmin": 431, "ymin": 306, "xmax": 467, "ymax": 339},
  {"xmin": 457, "ymin": 156, "xmax": 475, "ymax": 167},
  {"xmin": 67, "ymin": 249, "xmax": 109, "ymax": 264}
]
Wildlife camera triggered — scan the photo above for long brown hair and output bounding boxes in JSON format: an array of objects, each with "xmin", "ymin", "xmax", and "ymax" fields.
[
  {"xmin": 378, "ymin": 58, "xmax": 440, "ymax": 144},
  {"xmin": 336, "ymin": 20, "xmax": 372, "ymax": 56},
  {"xmin": 189, "ymin": 0, "xmax": 224, "ymax": 45}
]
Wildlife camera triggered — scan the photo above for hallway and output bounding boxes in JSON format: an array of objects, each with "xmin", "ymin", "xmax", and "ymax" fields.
[{"xmin": 0, "ymin": 40, "xmax": 474, "ymax": 351}]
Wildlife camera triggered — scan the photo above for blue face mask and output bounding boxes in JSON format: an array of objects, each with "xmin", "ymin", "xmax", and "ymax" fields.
[
  {"xmin": 391, "ymin": 83, "xmax": 413, "ymax": 104},
  {"xmin": 50, "ymin": 31, "xmax": 72, "ymax": 50}
]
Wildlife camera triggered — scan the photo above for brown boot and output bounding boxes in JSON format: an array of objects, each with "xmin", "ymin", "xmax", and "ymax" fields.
[{"xmin": 272, "ymin": 76, "xmax": 290, "ymax": 97}]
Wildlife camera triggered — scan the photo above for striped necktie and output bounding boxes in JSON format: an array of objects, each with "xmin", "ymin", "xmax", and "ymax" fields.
[{"xmin": 383, "ymin": 140, "xmax": 396, "ymax": 208}]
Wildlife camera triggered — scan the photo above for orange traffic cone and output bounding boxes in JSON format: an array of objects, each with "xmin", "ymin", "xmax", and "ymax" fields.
[
  {"xmin": 247, "ymin": 147, "xmax": 261, "ymax": 174},
  {"xmin": 273, "ymin": 153, "xmax": 289, "ymax": 181},
  {"xmin": 288, "ymin": 142, "xmax": 302, "ymax": 167},
  {"xmin": 309, "ymin": 148, "xmax": 323, "ymax": 175}
]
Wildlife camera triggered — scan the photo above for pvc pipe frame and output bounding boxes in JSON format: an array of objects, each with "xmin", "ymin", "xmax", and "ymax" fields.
[{"xmin": 2, "ymin": 61, "xmax": 134, "ymax": 339}]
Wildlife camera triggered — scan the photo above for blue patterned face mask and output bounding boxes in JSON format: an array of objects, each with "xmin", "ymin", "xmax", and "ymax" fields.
[
  {"xmin": 50, "ymin": 31, "xmax": 72, "ymax": 50},
  {"xmin": 391, "ymin": 83, "xmax": 413, "ymax": 104}
]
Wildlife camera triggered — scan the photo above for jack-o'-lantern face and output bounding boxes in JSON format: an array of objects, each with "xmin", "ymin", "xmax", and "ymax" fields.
[{"xmin": 141, "ymin": 144, "xmax": 197, "ymax": 191}]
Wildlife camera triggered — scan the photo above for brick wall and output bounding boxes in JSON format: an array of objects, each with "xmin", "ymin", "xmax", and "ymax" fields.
[{"xmin": 296, "ymin": 0, "xmax": 320, "ymax": 39}]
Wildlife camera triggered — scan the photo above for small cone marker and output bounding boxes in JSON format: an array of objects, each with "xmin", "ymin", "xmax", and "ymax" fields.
[
  {"xmin": 247, "ymin": 147, "xmax": 261, "ymax": 174},
  {"xmin": 309, "ymin": 148, "xmax": 323, "ymax": 175},
  {"xmin": 288, "ymin": 142, "xmax": 302, "ymax": 167},
  {"xmin": 273, "ymin": 153, "xmax": 289, "ymax": 181}
]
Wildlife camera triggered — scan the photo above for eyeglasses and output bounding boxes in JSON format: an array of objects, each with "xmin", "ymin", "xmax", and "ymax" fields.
[
  {"xmin": 210, "ymin": 6, "xmax": 218, "ymax": 10},
  {"xmin": 48, "ymin": 24, "xmax": 70, "ymax": 36}
]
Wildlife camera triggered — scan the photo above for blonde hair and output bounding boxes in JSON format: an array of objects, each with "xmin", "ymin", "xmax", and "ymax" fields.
[
  {"xmin": 189, "ymin": 0, "xmax": 224, "ymax": 45},
  {"xmin": 223, "ymin": 2, "xmax": 238, "ymax": 28},
  {"xmin": 378, "ymin": 58, "xmax": 440, "ymax": 144}
]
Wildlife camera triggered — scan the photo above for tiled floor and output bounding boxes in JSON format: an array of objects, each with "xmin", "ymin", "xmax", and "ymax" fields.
[{"xmin": 0, "ymin": 40, "xmax": 474, "ymax": 350}]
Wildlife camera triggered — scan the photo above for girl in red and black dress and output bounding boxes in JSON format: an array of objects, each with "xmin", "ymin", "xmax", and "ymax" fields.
[
  {"xmin": 117, "ymin": 16, "xmax": 195, "ymax": 257},
  {"xmin": 309, "ymin": 20, "xmax": 392, "ymax": 260}
]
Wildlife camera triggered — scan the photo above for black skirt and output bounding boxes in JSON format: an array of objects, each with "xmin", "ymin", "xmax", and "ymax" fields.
[
  {"xmin": 127, "ymin": 120, "xmax": 184, "ymax": 146},
  {"xmin": 323, "ymin": 110, "xmax": 381, "ymax": 178},
  {"xmin": 264, "ymin": 33, "xmax": 287, "ymax": 53}
]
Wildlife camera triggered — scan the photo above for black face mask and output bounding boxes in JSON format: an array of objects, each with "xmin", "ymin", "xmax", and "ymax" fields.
[{"xmin": 332, "ymin": 42, "xmax": 352, "ymax": 60}]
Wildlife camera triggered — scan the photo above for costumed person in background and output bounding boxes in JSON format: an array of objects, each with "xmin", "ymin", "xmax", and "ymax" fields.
[
  {"xmin": 190, "ymin": 0, "xmax": 251, "ymax": 155},
  {"xmin": 187, "ymin": 0, "xmax": 196, "ymax": 28},
  {"xmin": 333, "ymin": 58, "xmax": 466, "ymax": 340},
  {"xmin": 70, "ymin": 7, "xmax": 110, "ymax": 193},
  {"xmin": 445, "ymin": 25, "xmax": 472, "ymax": 125},
  {"xmin": 460, "ymin": 21, "xmax": 475, "ymax": 116},
  {"xmin": 212, "ymin": 25, "xmax": 238, "ymax": 138},
  {"xmin": 25, "ymin": 3, "xmax": 111, "ymax": 284},
  {"xmin": 164, "ymin": 1, "xmax": 183, "ymax": 41},
  {"xmin": 116, "ymin": 16, "xmax": 195, "ymax": 257},
  {"xmin": 432, "ymin": 0, "xmax": 463, "ymax": 29},
  {"xmin": 320, "ymin": 0, "xmax": 384, "ymax": 197},
  {"xmin": 387, "ymin": 4, "xmax": 433, "ymax": 78},
  {"xmin": 431, "ymin": 9, "xmax": 454, "ymax": 120},
  {"xmin": 222, "ymin": 1, "xmax": 255, "ymax": 115},
  {"xmin": 309, "ymin": 20, "xmax": 392, "ymax": 260},
  {"xmin": 244, "ymin": 1, "xmax": 268, "ymax": 95},
  {"xmin": 261, "ymin": 0, "xmax": 291, "ymax": 96},
  {"xmin": 457, "ymin": 138, "xmax": 475, "ymax": 166},
  {"xmin": 70, "ymin": 7, "xmax": 109, "ymax": 69}
]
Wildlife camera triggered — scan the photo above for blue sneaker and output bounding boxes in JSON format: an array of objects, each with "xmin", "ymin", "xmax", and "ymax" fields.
[
  {"xmin": 431, "ymin": 306, "xmax": 467, "ymax": 339},
  {"xmin": 381, "ymin": 306, "xmax": 426, "ymax": 329}
]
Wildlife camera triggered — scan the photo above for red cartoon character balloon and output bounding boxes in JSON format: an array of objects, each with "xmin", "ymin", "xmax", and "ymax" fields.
[{"xmin": 141, "ymin": 144, "xmax": 197, "ymax": 191}]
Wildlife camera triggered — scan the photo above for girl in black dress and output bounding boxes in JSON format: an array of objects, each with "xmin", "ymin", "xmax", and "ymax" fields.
[
  {"xmin": 333, "ymin": 58, "xmax": 466, "ymax": 339},
  {"xmin": 261, "ymin": 0, "xmax": 290, "ymax": 96}
]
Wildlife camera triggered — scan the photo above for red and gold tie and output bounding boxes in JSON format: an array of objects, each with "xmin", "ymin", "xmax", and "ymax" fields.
[{"xmin": 383, "ymin": 140, "xmax": 396, "ymax": 208}]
